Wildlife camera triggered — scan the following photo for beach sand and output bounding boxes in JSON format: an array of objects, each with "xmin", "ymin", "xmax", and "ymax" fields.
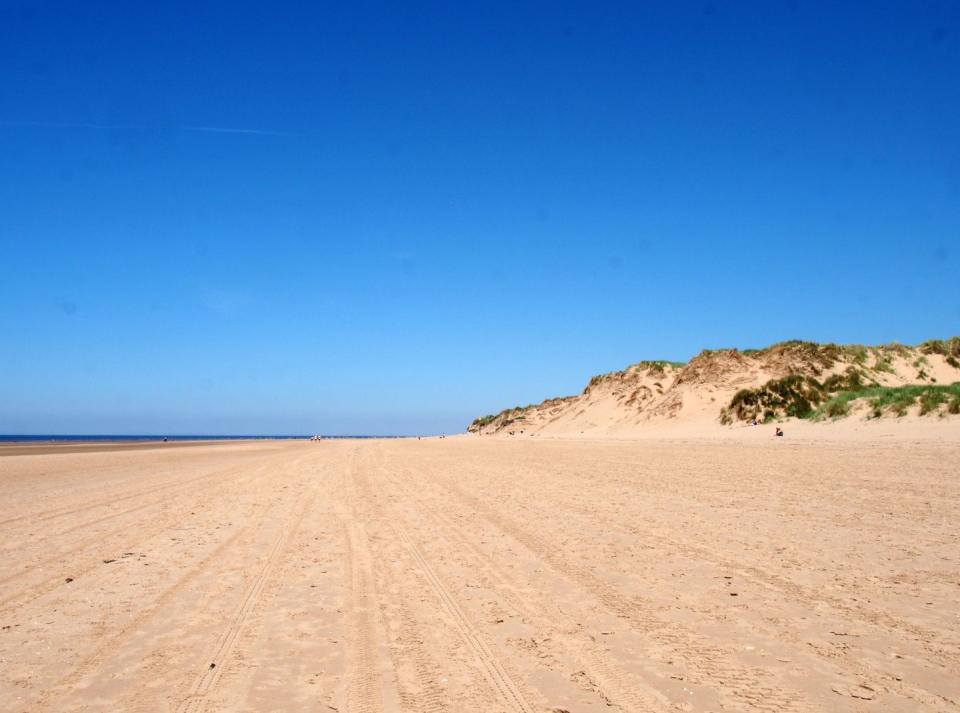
[{"xmin": 1, "ymin": 435, "xmax": 958, "ymax": 712}]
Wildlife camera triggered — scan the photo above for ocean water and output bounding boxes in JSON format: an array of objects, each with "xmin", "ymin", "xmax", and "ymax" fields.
[{"xmin": 0, "ymin": 434, "xmax": 403, "ymax": 443}]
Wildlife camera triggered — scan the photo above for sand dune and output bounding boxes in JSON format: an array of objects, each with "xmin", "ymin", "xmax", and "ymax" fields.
[
  {"xmin": 469, "ymin": 339, "xmax": 960, "ymax": 437},
  {"xmin": 1, "ymin": 437, "xmax": 958, "ymax": 712}
]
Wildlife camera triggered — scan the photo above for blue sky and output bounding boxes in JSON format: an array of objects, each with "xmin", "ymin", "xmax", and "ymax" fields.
[{"xmin": 1, "ymin": 1, "xmax": 958, "ymax": 435}]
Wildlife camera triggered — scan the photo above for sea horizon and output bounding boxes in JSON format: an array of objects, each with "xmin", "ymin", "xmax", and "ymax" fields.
[{"xmin": 0, "ymin": 434, "xmax": 411, "ymax": 443}]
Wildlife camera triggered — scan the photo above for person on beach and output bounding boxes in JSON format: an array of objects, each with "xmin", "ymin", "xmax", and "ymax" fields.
[{"xmin": 775, "ymin": 427, "xmax": 784, "ymax": 437}]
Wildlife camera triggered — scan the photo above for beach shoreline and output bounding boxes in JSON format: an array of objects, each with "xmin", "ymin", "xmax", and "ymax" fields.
[{"xmin": 0, "ymin": 438, "xmax": 280, "ymax": 457}]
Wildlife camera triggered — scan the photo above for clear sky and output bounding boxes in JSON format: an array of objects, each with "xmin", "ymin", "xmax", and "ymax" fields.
[{"xmin": 1, "ymin": 1, "xmax": 958, "ymax": 435}]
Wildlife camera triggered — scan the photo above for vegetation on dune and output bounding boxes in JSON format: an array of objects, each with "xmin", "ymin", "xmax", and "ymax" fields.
[
  {"xmin": 766, "ymin": 340, "xmax": 848, "ymax": 369},
  {"xmin": 470, "ymin": 408, "xmax": 519, "ymax": 429},
  {"xmin": 921, "ymin": 337, "xmax": 960, "ymax": 368},
  {"xmin": 586, "ymin": 360, "xmax": 685, "ymax": 389},
  {"xmin": 845, "ymin": 345, "xmax": 869, "ymax": 365},
  {"xmin": 736, "ymin": 341, "xmax": 927, "ymax": 373},
  {"xmin": 879, "ymin": 341, "xmax": 913, "ymax": 358},
  {"xmin": 721, "ymin": 356, "xmax": 960, "ymax": 423},
  {"xmin": 872, "ymin": 352, "xmax": 895, "ymax": 373},
  {"xmin": 721, "ymin": 375, "xmax": 960, "ymax": 424},
  {"xmin": 720, "ymin": 341, "xmax": 874, "ymax": 373},
  {"xmin": 822, "ymin": 368, "xmax": 873, "ymax": 393},
  {"xmin": 587, "ymin": 372, "xmax": 614, "ymax": 388},
  {"xmin": 811, "ymin": 383, "xmax": 960, "ymax": 421},
  {"xmin": 697, "ymin": 347, "xmax": 738, "ymax": 358},
  {"xmin": 720, "ymin": 366, "xmax": 883, "ymax": 424},
  {"xmin": 720, "ymin": 374, "xmax": 827, "ymax": 424},
  {"xmin": 470, "ymin": 414, "xmax": 499, "ymax": 428},
  {"xmin": 473, "ymin": 337, "xmax": 960, "ymax": 432},
  {"xmin": 470, "ymin": 401, "xmax": 546, "ymax": 430},
  {"xmin": 635, "ymin": 359, "xmax": 686, "ymax": 372}
]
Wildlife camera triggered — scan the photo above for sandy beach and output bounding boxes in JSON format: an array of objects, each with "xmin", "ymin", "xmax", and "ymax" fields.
[{"xmin": 1, "ymin": 436, "xmax": 958, "ymax": 712}]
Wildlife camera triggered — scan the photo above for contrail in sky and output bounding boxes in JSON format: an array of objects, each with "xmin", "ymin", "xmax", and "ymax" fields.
[
  {"xmin": 0, "ymin": 120, "xmax": 295, "ymax": 136},
  {"xmin": 181, "ymin": 125, "xmax": 296, "ymax": 137}
]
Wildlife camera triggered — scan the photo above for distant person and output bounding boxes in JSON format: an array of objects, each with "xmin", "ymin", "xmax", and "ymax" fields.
[{"xmin": 775, "ymin": 427, "xmax": 784, "ymax": 437}]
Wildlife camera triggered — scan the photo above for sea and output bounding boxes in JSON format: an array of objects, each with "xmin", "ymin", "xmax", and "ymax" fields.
[{"xmin": 0, "ymin": 434, "xmax": 404, "ymax": 443}]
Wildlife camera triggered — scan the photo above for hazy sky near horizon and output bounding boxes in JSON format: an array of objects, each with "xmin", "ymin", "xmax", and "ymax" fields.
[{"xmin": 1, "ymin": 1, "xmax": 958, "ymax": 435}]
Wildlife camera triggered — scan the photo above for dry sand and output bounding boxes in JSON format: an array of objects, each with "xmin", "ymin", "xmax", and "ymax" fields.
[{"xmin": 1, "ymin": 436, "xmax": 958, "ymax": 712}]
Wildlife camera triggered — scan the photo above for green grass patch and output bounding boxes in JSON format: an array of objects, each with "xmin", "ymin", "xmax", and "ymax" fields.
[
  {"xmin": 919, "ymin": 389, "xmax": 947, "ymax": 415},
  {"xmin": 724, "ymin": 372, "xmax": 960, "ymax": 424},
  {"xmin": 812, "ymin": 383, "xmax": 960, "ymax": 420},
  {"xmin": 824, "ymin": 399, "xmax": 850, "ymax": 418}
]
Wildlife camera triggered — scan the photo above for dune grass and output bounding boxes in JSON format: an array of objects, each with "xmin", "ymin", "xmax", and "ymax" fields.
[
  {"xmin": 720, "ymin": 374, "xmax": 826, "ymax": 424},
  {"xmin": 471, "ymin": 414, "xmax": 498, "ymax": 428},
  {"xmin": 812, "ymin": 383, "xmax": 960, "ymax": 420},
  {"xmin": 723, "ymin": 365, "xmax": 960, "ymax": 423},
  {"xmin": 920, "ymin": 337, "xmax": 960, "ymax": 358}
]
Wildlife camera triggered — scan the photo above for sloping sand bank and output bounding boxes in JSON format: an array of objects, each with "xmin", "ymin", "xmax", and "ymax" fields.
[
  {"xmin": 470, "ymin": 339, "xmax": 960, "ymax": 437},
  {"xmin": 1, "ymin": 437, "xmax": 958, "ymax": 712}
]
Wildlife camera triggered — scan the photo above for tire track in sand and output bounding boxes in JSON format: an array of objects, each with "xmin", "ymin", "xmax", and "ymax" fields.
[
  {"xmin": 457, "ymin": 459, "xmax": 959, "ymax": 708},
  {"xmin": 376, "ymin": 459, "xmax": 667, "ymax": 713},
  {"xmin": 0, "ymin": 461, "xmax": 276, "ymax": 614},
  {"xmin": 506, "ymin": 456, "xmax": 960, "ymax": 670},
  {"xmin": 0, "ymin": 452, "xmax": 278, "ymax": 529},
  {"xmin": 342, "ymin": 454, "xmax": 454, "ymax": 713},
  {"xmin": 392, "ymin": 598, "xmax": 452, "ymax": 713},
  {"xmin": 356, "ymin": 446, "xmax": 534, "ymax": 713},
  {"xmin": 175, "ymin": 486, "xmax": 315, "ymax": 713},
  {"xmin": 434, "ymin": 475, "xmax": 815, "ymax": 713},
  {"xmin": 391, "ymin": 525, "xmax": 535, "ymax": 713},
  {"xmin": 343, "ymin": 518, "xmax": 389, "ymax": 713},
  {"xmin": 27, "ymin": 460, "xmax": 305, "ymax": 713},
  {"xmin": 335, "ymin": 444, "xmax": 398, "ymax": 713},
  {"xmin": 31, "ymin": 522, "xmax": 253, "ymax": 713}
]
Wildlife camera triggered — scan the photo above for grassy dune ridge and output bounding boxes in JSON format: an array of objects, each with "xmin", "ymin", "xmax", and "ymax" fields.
[{"xmin": 471, "ymin": 337, "xmax": 960, "ymax": 433}]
